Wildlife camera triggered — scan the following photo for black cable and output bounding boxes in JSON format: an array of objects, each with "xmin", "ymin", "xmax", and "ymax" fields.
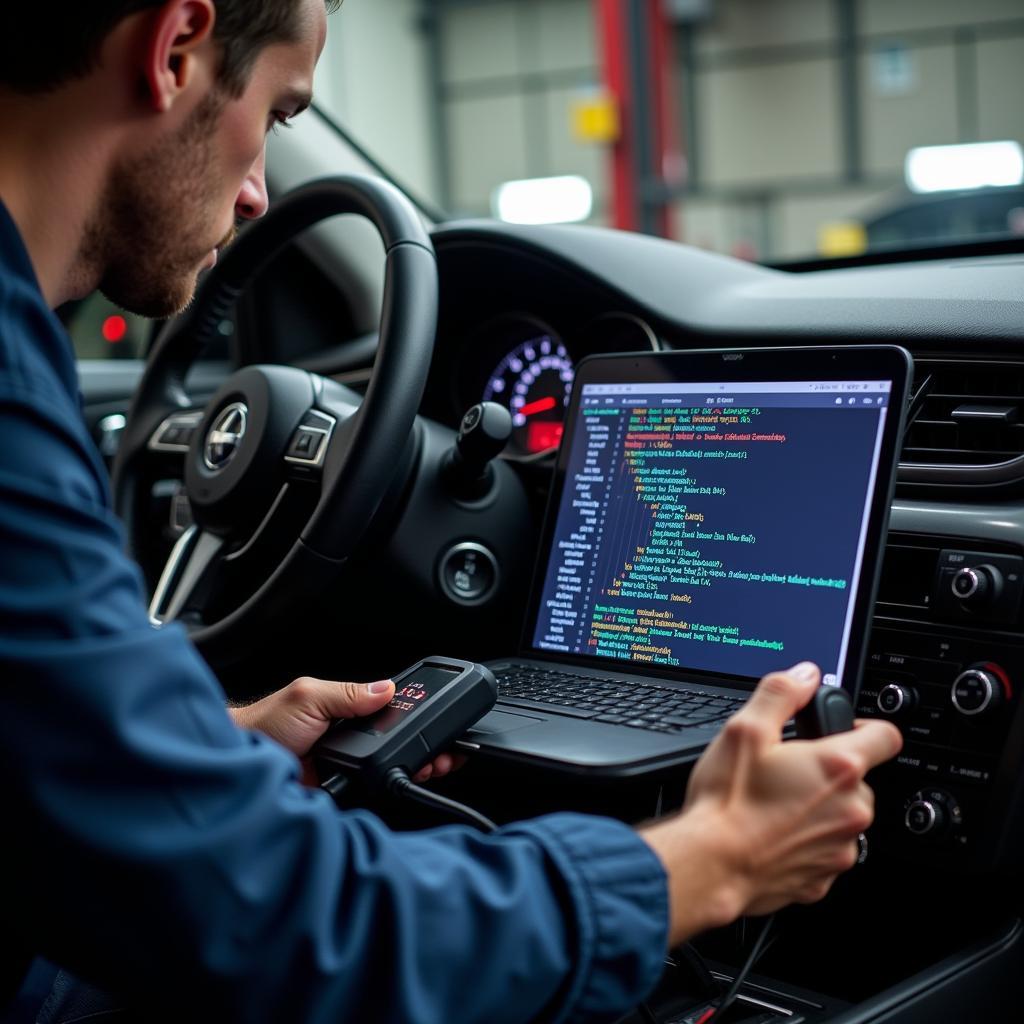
[
  {"xmin": 637, "ymin": 1003, "xmax": 660, "ymax": 1024},
  {"xmin": 707, "ymin": 915, "xmax": 774, "ymax": 1021},
  {"xmin": 669, "ymin": 941, "xmax": 718, "ymax": 996},
  {"xmin": 385, "ymin": 767, "xmax": 498, "ymax": 833}
]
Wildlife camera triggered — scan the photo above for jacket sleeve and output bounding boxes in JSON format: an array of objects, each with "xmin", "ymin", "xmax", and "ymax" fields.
[{"xmin": 0, "ymin": 380, "xmax": 669, "ymax": 1024}]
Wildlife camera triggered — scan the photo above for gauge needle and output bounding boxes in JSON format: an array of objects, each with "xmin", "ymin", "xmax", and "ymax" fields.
[{"xmin": 520, "ymin": 396, "xmax": 557, "ymax": 418}]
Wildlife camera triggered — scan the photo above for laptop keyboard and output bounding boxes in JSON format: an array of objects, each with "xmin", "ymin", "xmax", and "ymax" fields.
[{"xmin": 495, "ymin": 666, "xmax": 744, "ymax": 733}]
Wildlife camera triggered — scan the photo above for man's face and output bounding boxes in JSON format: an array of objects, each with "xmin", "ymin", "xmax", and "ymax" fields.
[{"xmin": 85, "ymin": 0, "xmax": 327, "ymax": 318}]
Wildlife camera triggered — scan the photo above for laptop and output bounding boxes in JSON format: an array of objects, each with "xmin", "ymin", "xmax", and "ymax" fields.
[{"xmin": 461, "ymin": 345, "xmax": 912, "ymax": 776}]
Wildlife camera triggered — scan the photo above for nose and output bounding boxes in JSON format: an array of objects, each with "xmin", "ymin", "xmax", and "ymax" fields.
[{"xmin": 236, "ymin": 147, "xmax": 269, "ymax": 220}]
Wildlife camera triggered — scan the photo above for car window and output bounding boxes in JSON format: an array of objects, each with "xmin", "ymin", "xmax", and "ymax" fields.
[{"xmin": 315, "ymin": 0, "xmax": 1024, "ymax": 264}]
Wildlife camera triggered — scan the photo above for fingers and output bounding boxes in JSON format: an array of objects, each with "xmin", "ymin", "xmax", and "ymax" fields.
[
  {"xmin": 796, "ymin": 831, "xmax": 867, "ymax": 903},
  {"xmin": 288, "ymin": 676, "xmax": 394, "ymax": 720},
  {"xmin": 730, "ymin": 662, "xmax": 821, "ymax": 739},
  {"xmin": 795, "ymin": 875, "xmax": 837, "ymax": 906},
  {"xmin": 815, "ymin": 718, "xmax": 903, "ymax": 779},
  {"xmin": 412, "ymin": 752, "xmax": 464, "ymax": 784}
]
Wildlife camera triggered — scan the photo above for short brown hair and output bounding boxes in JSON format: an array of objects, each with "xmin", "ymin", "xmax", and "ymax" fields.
[{"xmin": 0, "ymin": 1, "xmax": 340, "ymax": 97}]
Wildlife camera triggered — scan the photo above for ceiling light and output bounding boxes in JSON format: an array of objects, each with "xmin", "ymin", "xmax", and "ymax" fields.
[
  {"xmin": 492, "ymin": 176, "xmax": 594, "ymax": 225},
  {"xmin": 905, "ymin": 141, "xmax": 1024, "ymax": 194}
]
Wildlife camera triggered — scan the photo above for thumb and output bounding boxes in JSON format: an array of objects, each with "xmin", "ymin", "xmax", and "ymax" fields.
[
  {"xmin": 736, "ymin": 662, "xmax": 820, "ymax": 737},
  {"xmin": 306, "ymin": 678, "xmax": 395, "ymax": 720}
]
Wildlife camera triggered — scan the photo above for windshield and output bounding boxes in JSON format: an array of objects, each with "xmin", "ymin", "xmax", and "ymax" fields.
[{"xmin": 315, "ymin": 0, "xmax": 1024, "ymax": 265}]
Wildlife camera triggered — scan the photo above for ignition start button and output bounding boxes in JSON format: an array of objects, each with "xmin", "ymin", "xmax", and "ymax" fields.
[{"xmin": 439, "ymin": 542, "xmax": 499, "ymax": 605}]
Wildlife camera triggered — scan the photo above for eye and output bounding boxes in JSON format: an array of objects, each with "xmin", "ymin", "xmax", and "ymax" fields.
[{"xmin": 268, "ymin": 113, "xmax": 293, "ymax": 136}]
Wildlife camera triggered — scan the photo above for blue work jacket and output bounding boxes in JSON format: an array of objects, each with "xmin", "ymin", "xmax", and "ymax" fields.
[{"xmin": 0, "ymin": 199, "xmax": 668, "ymax": 1024}]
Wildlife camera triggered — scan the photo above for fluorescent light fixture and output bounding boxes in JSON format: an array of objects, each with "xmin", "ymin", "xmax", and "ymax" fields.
[
  {"xmin": 492, "ymin": 175, "xmax": 593, "ymax": 225},
  {"xmin": 905, "ymin": 141, "xmax": 1024, "ymax": 194}
]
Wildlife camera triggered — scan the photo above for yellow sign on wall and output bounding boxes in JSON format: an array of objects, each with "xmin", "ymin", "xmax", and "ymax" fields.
[
  {"xmin": 571, "ymin": 91, "xmax": 620, "ymax": 144},
  {"xmin": 818, "ymin": 221, "xmax": 868, "ymax": 258}
]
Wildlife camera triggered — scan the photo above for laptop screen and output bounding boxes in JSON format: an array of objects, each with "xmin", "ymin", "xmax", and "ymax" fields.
[{"xmin": 527, "ymin": 373, "xmax": 896, "ymax": 689}]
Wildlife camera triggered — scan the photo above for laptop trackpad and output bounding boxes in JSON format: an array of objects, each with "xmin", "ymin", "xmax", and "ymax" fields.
[{"xmin": 468, "ymin": 710, "xmax": 544, "ymax": 735}]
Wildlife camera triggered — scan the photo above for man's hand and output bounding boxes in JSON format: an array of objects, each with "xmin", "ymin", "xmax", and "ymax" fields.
[
  {"xmin": 641, "ymin": 662, "xmax": 902, "ymax": 946},
  {"xmin": 230, "ymin": 677, "xmax": 463, "ymax": 787}
]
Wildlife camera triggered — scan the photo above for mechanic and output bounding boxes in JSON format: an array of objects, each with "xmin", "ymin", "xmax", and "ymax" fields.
[{"xmin": 0, "ymin": 2, "xmax": 903, "ymax": 1022}]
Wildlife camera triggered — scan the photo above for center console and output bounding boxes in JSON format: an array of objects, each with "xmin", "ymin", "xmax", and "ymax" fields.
[{"xmin": 862, "ymin": 535, "xmax": 1024, "ymax": 873}]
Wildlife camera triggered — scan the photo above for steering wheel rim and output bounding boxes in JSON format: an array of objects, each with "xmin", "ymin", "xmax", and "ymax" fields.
[{"xmin": 113, "ymin": 174, "xmax": 437, "ymax": 667}]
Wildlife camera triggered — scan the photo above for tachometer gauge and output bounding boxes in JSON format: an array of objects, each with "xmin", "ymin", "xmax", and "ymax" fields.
[{"xmin": 483, "ymin": 334, "xmax": 574, "ymax": 455}]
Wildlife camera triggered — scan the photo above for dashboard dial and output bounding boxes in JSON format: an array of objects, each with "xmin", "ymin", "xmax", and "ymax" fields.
[{"xmin": 483, "ymin": 334, "xmax": 574, "ymax": 455}]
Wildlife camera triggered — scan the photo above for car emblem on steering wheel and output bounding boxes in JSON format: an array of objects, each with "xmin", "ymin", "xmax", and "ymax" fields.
[{"xmin": 203, "ymin": 402, "xmax": 248, "ymax": 471}]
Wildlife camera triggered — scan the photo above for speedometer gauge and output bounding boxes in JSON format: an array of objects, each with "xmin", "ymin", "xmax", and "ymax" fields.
[{"xmin": 484, "ymin": 335, "xmax": 574, "ymax": 455}]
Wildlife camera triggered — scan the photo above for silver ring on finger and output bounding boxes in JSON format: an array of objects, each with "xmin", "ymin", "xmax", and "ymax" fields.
[{"xmin": 855, "ymin": 832, "xmax": 869, "ymax": 865}]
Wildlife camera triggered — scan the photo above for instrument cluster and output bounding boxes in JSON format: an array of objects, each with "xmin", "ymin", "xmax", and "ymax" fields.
[{"xmin": 456, "ymin": 312, "xmax": 659, "ymax": 458}]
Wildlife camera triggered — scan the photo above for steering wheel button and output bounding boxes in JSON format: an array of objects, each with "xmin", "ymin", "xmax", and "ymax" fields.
[{"xmin": 287, "ymin": 428, "xmax": 325, "ymax": 463}]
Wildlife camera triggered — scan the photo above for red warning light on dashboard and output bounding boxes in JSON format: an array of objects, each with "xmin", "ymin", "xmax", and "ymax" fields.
[
  {"xmin": 527, "ymin": 421, "xmax": 564, "ymax": 453},
  {"xmin": 102, "ymin": 316, "xmax": 128, "ymax": 344}
]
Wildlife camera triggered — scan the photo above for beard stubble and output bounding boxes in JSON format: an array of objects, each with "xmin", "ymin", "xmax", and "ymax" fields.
[{"xmin": 81, "ymin": 92, "xmax": 230, "ymax": 319}]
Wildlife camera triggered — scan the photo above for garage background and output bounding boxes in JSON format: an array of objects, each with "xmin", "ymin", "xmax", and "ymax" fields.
[{"xmin": 315, "ymin": 0, "xmax": 1024, "ymax": 263}]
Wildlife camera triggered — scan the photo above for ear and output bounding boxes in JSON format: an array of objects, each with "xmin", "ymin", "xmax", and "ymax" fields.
[{"xmin": 141, "ymin": 0, "xmax": 217, "ymax": 113}]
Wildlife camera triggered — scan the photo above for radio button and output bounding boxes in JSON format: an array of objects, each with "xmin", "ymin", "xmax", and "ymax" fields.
[
  {"xmin": 951, "ymin": 565, "xmax": 1002, "ymax": 605},
  {"xmin": 877, "ymin": 683, "xmax": 917, "ymax": 718}
]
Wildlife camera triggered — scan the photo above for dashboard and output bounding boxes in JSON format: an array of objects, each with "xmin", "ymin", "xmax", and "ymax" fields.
[
  {"xmin": 392, "ymin": 221, "xmax": 1024, "ymax": 1015},
  {"xmin": 424, "ymin": 221, "xmax": 1024, "ymax": 819}
]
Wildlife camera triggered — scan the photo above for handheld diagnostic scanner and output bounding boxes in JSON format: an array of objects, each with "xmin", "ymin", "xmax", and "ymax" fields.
[{"xmin": 314, "ymin": 657, "xmax": 498, "ymax": 789}]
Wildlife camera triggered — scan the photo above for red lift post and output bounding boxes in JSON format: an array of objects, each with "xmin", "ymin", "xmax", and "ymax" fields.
[{"xmin": 594, "ymin": 0, "xmax": 683, "ymax": 237}]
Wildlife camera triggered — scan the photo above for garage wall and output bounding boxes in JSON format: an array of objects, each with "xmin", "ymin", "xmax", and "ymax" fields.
[
  {"xmin": 679, "ymin": 0, "xmax": 1024, "ymax": 260},
  {"xmin": 314, "ymin": 0, "xmax": 439, "ymax": 204},
  {"xmin": 437, "ymin": 0, "xmax": 605, "ymax": 219}
]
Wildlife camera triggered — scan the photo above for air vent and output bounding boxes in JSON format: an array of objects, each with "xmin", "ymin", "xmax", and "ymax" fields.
[
  {"xmin": 876, "ymin": 542, "xmax": 937, "ymax": 613},
  {"xmin": 900, "ymin": 359, "xmax": 1024, "ymax": 486}
]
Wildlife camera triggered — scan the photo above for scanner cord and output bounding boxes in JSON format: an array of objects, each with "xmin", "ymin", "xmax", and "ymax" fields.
[
  {"xmin": 698, "ymin": 914, "xmax": 774, "ymax": 1023},
  {"xmin": 385, "ymin": 767, "xmax": 498, "ymax": 833}
]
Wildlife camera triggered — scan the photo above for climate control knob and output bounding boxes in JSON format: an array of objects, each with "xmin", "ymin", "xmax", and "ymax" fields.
[
  {"xmin": 877, "ymin": 682, "xmax": 917, "ymax": 718},
  {"xmin": 951, "ymin": 665, "xmax": 1007, "ymax": 718},
  {"xmin": 905, "ymin": 798, "xmax": 944, "ymax": 837},
  {"xmin": 904, "ymin": 788, "xmax": 962, "ymax": 839}
]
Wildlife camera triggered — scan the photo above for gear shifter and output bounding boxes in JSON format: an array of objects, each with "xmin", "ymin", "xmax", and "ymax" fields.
[{"xmin": 443, "ymin": 402, "xmax": 512, "ymax": 500}]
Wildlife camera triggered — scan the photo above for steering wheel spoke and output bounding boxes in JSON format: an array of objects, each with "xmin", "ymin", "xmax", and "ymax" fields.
[
  {"xmin": 148, "ymin": 409, "xmax": 204, "ymax": 455},
  {"xmin": 148, "ymin": 526, "xmax": 226, "ymax": 626}
]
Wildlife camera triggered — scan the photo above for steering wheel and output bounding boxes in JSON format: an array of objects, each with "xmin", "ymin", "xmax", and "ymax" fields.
[{"xmin": 113, "ymin": 175, "xmax": 437, "ymax": 667}]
